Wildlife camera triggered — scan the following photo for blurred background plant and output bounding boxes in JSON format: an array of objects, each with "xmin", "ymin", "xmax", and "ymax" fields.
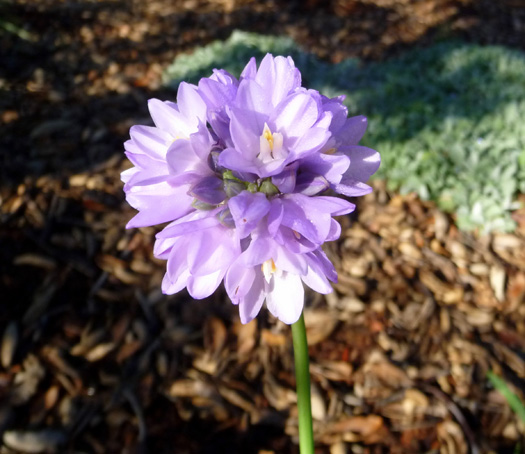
[
  {"xmin": 487, "ymin": 371, "xmax": 525, "ymax": 424},
  {"xmin": 486, "ymin": 371, "xmax": 525, "ymax": 454},
  {"xmin": 0, "ymin": 0, "xmax": 36, "ymax": 42}
]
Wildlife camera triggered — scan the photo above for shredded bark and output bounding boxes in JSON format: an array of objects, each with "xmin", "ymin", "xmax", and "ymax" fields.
[{"xmin": 1, "ymin": 1, "xmax": 525, "ymax": 453}]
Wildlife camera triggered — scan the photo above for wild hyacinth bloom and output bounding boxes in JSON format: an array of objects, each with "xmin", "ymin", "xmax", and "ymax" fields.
[{"xmin": 122, "ymin": 54, "xmax": 380, "ymax": 324}]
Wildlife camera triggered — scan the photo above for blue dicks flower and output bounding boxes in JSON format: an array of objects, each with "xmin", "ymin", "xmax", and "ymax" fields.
[{"xmin": 122, "ymin": 54, "xmax": 380, "ymax": 324}]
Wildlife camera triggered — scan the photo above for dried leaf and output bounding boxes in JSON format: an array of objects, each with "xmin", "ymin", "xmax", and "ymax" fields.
[
  {"xmin": 85, "ymin": 343, "xmax": 115, "ymax": 362},
  {"xmin": 204, "ymin": 316, "xmax": 227, "ymax": 356},
  {"xmin": 217, "ymin": 384, "xmax": 254, "ymax": 413},
  {"xmin": 167, "ymin": 379, "xmax": 216, "ymax": 399},
  {"xmin": 490, "ymin": 265, "xmax": 506, "ymax": 302},
  {"xmin": 436, "ymin": 420, "xmax": 468, "ymax": 454},
  {"xmin": 329, "ymin": 415, "xmax": 387, "ymax": 443},
  {"xmin": 235, "ymin": 319, "xmax": 257, "ymax": 357},
  {"xmin": 304, "ymin": 310, "xmax": 339, "ymax": 345},
  {"xmin": 12, "ymin": 355, "xmax": 45, "ymax": 405},
  {"xmin": 311, "ymin": 382, "xmax": 326, "ymax": 420},
  {"xmin": 3, "ymin": 430, "xmax": 66, "ymax": 453},
  {"xmin": 263, "ymin": 373, "xmax": 296, "ymax": 411}
]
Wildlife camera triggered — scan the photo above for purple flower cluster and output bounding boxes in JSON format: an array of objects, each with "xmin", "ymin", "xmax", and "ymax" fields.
[{"xmin": 122, "ymin": 54, "xmax": 380, "ymax": 324}]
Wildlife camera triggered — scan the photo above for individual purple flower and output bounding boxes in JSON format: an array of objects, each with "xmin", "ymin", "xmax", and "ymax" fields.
[
  {"xmin": 122, "ymin": 53, "xmax": 380, "ymax": 324},
  {"xmin": 154, "ymin": 208, "xmax": 240, "ymax": 298},
  {"xmin": 216, "ymin": 54, "xmax": 332, "ymax": 179},
  {"xmin": 295, "ymin": 94, "xmax": 380, "ymax": 199},
  {"xmin": 198, "ymin": 69, "xmax": 239, "ymax": 145},
  {"xmin": 122, "ymin": 81, "xmax": 215, "ymax": 228},
  {"xmin": 225, "ymin": 237, "xmax": 336, "ymax": 325},
  {"xmin": 224, "ymin": 193, "xmax": 352, "ymax": 323}
]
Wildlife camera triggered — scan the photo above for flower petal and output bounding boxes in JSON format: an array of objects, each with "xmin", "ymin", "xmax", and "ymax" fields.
[
  {"xmin": 233, "ymin": 79, "xmax": 270, "ymax": 123},
  {"xmin": 267, "ymin": 199, "xmax": 284, "ymax": 236},
  {"xmin": 166, "ymin": 240, "xmax": 188, "ymax": 275},
  {"xmin": 162, "ymin": 268, "xmax": 190, "ymax": 295},
  {"xmin": 294, "ymin": 173, "xmax": 329, "ymax": 196},
  {"xmin": 228, "ymin": 191, "xmax": 271, "ymax": 239},
  {"xmin": 130, "ymin": 125, "xmax": 172, "ymax": 160},
  {"xmin": 266, "ymin": 272, "xmax": 304, "ymax": 324},
  {"xmin": 312, "ymin": 196, "xmax": 356, "ymax": 216},
  {"xmin": 156, "ymin": 212, "xmax": 219, "ymax": 239},
  {"xmin": 273, "ymin": 244, "xmax": 308, "ymax": 275},
  {"xmin": 338, "ymin": 115, "xmax": 368, "ymax": 145},
  {"xmin": 301, "ymin": 252, "xmax": 334, "ymax": 294},
  {"xmin": 341, "ymin": 145, "xmax": 381, "ymax": 182},
  {"xmin": 189, "ymin": 176, "xmax": 226, "ymax": 205},
  {"xmin": 240, "ymin": 57, "xmax": 257, "ymax": 81},
  {"xmin": 166, "ymin": 139, "xmax": 201, "ymax": 175},
  {"xmin": 242, "ymin": 235, "xmax": 274, "ymax": 267},
  {"xmin": 333, "ymin": 180, "xmax": 373, "ymax": 197},
  {"xmin": 255, "ymin": 54, "xmax": 301, "ymax": 108},
  {"xmin": 238, "ymin": 273, "xmax": 265, "ymax": 324},
  {"xmin": 290, "ymin": 124, "xmax": 331, "ymax": 159},
  {"xmin": 228, "ymin": 104, "xmax": 264, "ymax": 156},
  {"xmin": 225, "ymin": 257, "xmax": 256, "ymax": 303},
  {"xmin": 218, "ymin": 147, "xmax": 261, "ymax": 175},
  {"xmin": 280, "ymin": 194, "xmax": 332, "ymax": 244},
  {"xmin": 177, "ymin": 81, "xmax": 207, "ymax": 127},
  {"xmin": 272, "ymin": 165, "xmax": 297, "ymax": 193},
  {"xmin": 187, "ymin": 228, "xmax": 240, "ymax": 276},
  {"xmin": 187, "ymin": 269, "xmax": 224, "ymax": 299},
  {"xmin": 271, "ymin": 92, "xmax": 319, "ymax": 140},
  {"xmin": 126, "ymin": 191, "xmax": 193, "ymax": 228},
  {"xmin": 148, "ymin": 98, "xmax": 187, "ymax": 138}
]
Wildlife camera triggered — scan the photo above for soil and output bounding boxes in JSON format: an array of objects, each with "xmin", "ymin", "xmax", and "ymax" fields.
[{"xmin": 1, "ymin": 1, "xmax": 525, "ymax": 453}]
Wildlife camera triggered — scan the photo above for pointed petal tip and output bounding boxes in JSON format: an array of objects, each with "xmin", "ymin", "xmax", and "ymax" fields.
[
  {"xmin": 125, "ymin": 217, "xmax": 139, "ymax": 229},
  {"xmin": 239, "ymin": 311, "xmax": 255, "ymax": 325}
]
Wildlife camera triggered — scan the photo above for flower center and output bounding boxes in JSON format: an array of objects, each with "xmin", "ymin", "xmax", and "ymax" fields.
[
  {"xmin": 258, "ymin": 123, "xmax": 285, "ymax": 163},
  {"xmin": 261, "ymin": 258, "xmax": 278, "ymax": 283}
]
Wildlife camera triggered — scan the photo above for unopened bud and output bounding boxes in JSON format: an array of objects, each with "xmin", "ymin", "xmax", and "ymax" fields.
[
  {"xmin": 224, "ymin": 179, "xmax": 246, "ymax": 198},
  {"xmin": 260, "ymin": 180, "xmax": 279, "ymax": 196},
  {"xmin": 217, "ymin": 208, "xmax": 235, "ymax": 228},
  {"xmin": 246, "ymin": 183, "xmax": 258, "ymax": 193},
  {"xmin": 191, "ymin": 199, "xmax": 216, "ymax": 211}
]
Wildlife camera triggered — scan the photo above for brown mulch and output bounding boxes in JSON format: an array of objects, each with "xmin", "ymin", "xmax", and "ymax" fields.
[{"xmin": 1, "ymin": 1, "xmax": 525, "ymax": 453}]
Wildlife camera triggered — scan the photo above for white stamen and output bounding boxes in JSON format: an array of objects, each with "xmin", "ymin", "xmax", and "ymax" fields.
[
  {"xmin": 258, "ymin": 123, "xmax": 285, "ymax": 163},
  {"xmin": 261, "ymin": 258, "xmax": 277, "ymax": 284}
]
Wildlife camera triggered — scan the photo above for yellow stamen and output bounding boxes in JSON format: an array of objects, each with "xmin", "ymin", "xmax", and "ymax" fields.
[
  {"xmin": 258, "ymin": 123, "xmax": 284, "ymax": 163},
  {"xmin": 263, "ymin": 124, "xmax": 274, "ymax": 151}
]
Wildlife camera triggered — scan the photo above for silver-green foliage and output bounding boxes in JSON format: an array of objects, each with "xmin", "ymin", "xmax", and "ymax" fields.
[{"xmin": 164, "ymin": 31, "xmax": 525, "ymax": 233}]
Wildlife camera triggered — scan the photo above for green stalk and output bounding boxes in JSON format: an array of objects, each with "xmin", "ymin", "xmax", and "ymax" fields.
[{"xmin": 291, "ymin": 311, "xmax": 314, "ymax": 454}]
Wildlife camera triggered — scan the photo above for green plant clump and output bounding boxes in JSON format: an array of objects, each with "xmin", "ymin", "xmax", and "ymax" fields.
[{"xmin": 164, "ymin": 31, "xmax": 525, "ymax": 233}]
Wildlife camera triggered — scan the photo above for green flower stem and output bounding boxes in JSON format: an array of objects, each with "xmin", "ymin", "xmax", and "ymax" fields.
[{"xmin": 291, "ymin": 311, "xmax": 314, "ymax": 454}]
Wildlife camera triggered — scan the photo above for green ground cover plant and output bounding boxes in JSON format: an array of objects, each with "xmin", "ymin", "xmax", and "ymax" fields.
[{"xmin": 164, "ymin": 31, "xmax": 525, "ymax": 232}]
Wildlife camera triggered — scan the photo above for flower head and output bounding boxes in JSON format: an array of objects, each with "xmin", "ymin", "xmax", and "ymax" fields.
[{"xmin": 122, "ymin": 54, "xmax": 380, "ymax": 324}]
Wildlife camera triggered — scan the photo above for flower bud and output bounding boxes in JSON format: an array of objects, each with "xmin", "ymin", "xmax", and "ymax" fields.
[
  {"xmin": 217, "ymin": 208, "xmax": 235, "ymax": 228},
  {"xmin": 223, "ymin": 179, "xmax": 246, "ymax": 198},
  {"xmin": 189, "ymin": 176, "xmax": 226, "ymax": 204},
  {"xmin": 259, "ymin": 180, "xmax": 279, "ymax": 196}
]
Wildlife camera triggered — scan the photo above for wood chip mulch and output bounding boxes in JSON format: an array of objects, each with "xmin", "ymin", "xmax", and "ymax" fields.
[{"xmin": 1, "ymin": 1, "xmax": 525, "ymax": 453}]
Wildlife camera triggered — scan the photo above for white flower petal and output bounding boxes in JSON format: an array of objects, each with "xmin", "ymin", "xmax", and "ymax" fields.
[{"xmin": 266, "ymin": 272, "xmax": 304, "ymax": 324}]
